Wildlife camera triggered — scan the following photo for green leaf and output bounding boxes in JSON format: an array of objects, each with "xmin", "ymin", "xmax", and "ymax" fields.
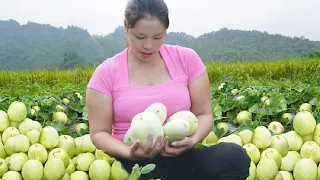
[
  {"xmin": 82, "ymin": 106, "xmax": 88, "ymax": 121},
  {"xmin": 193, "ymin": 143, "xmax": 208, "ymax": 150},
  {"xmin": 238, "ymin": 120, "xmax": 261, "ymax": 132},
  {"xmin": 310, "ymin": 98, "xmax": 320, "ymax": 110},
  {"xmin": 128, "ymin": 164, "xmax": 142, "ymax": 180},
  {"xmin": 140, "ymin": 164, "xmax": 156, "ymax": 174},
  {"xmin": 269, "ymin": 129, "xmax": 275, "ymax": 136},
  {"xmin": 212, "ymin": 102, "xmax": 223, "ymax": 120},
  {"xmin": 67, "ymin": 111, "xmax": 79, "ymax": 122},
  {"xmin": 313, "ymin": 111, "xmax": 320, "ymax": 124},
  {"xmin": 79, "ymin": 128, "xmax": 89, "ymax": 136},
  {"xmin": 212, "ymin": 126, "xmax": 226, "ymax": 138},
  {"xmin": 226, "ymin": 110, "xmax": 237, "ymax": 121}
]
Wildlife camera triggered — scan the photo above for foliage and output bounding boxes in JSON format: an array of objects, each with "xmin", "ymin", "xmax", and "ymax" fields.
[
  {"xmin": 1, "ymin": 20, "xmax": 320, "ymax": 70},
  {"xmin": 128, "ymin": 164, "xmax": 157, "ymax": 180},
  {"xmin": 309, "ymin": 50, "xmax": 320, "ymax": 58},
  {"xmin": 0, "ymin": 83, "xmax": 87, "ymax": 138},
  {"xmin": 210, "ymin": 81, "xmax": 320, "ymax": 132}
]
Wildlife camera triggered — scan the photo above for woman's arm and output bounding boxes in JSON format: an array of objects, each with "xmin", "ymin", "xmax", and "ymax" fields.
[
  {"xmin": 188, "ymin": 71, "xmax": 213, "ymax": 145},
  {"xmin": 87, "ymin": 88, "xmax": 169, "ymax": 161},
  {"xmin": 86, "ymin": 88, "xmax": 130, "ymax": 159},
  {"xmin": 160, "ymin": 72, "xmax": 213, "ymax": 157}
]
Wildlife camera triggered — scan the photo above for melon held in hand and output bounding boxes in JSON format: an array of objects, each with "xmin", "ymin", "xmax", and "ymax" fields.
[
  {"xmin": 144, "ymin": 102, "xmax": 167, "ymax": 125},
  {"xmin": 130, "ymin": 112, "xmax": 164, "ymax": 149},
  {"xmin": 167, "ymin": 110, "xmax": 198, "ymax": 136},
  {"xmin": 123, "ymin": 127, "xmax": 133, "ymax": 146},
  {"xmin": 163, "ymin": 118, "xmax": 190, "ymax": 143}
]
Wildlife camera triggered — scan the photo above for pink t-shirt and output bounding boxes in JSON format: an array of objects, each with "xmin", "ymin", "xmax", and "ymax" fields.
[{"xmin": 87, "ymin": 44, "xmax": 206, "ymax": 141}]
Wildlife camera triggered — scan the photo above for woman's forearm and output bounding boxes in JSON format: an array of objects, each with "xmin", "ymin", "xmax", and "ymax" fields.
[
  {"xmin": 91, "ymin": 131, "xmax": 130, "ymax": 159},
  {"xmin": 189, "ymin": 114, "xmax": 213, "ymax": 145}
]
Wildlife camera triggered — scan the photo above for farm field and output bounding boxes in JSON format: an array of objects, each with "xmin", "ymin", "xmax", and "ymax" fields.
[{"xmin": 0, "ymin": 57, "xmax": 320, "ymax": 179}]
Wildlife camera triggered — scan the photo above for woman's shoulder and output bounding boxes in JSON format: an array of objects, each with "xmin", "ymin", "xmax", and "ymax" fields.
[
  {"xmin": 161, "ymin": 44, "xmax": 202, "ymax": 63},
  {"xmin": 161, "ymin": 44, "xmax": 198, "ymax": 56},
  {"xmin": 161, "ymin": 44, "xmax": 206, "ymax": 84},
  {"xmin": 87, "ymin": 48, "xmax": 127, "ymax": 96}
]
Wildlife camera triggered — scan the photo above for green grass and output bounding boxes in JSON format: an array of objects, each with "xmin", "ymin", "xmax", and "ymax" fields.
[
  {"xmin": 1, "ymin": 57, "xmax": 319, "ymax": 89},
  {"xmin": 206, "ymin": 57, "xmax": 320, "ymax": 86}
]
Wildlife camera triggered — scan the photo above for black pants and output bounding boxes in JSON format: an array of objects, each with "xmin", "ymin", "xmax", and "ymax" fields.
[{"xmin": 116, "ymin": 142, "xmax": 251, "ymax": 180}]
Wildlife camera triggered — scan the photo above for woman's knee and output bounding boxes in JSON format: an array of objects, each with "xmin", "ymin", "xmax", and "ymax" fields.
[{"xmin": 216, "ymin": 142, "xmax": 251, "ymax": 169}]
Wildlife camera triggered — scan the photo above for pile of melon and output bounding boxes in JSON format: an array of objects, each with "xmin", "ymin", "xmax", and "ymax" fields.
[
  {"xmin": 4, "ymin": 99, "xmax": 319, "ymax": 179},
  {"xmin": 0, "ymin": 101, "xmax": 200, "ymax": 180},
  {"xmin": 0, "ymin": 101, "xmax": 130, "ymax": 180},
  {"xmin": 201, "ymin": 102, "xmax": 320, "ymax": 180}
]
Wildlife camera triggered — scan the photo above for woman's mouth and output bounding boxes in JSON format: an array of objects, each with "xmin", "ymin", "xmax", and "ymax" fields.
[{"xmin": 140, "ymin": 51, "xmax": 153, "ymax": 59}]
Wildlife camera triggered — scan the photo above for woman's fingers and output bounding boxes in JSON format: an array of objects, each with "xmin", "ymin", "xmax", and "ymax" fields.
[
  {"xmin": 161, "ymin": 136, "xmax": 169, "ymax": 149},
  {"xmin": 129, "ymin": 135, "xmax": 172, "ymax": 159},
  {"xmin": 152, "ymin": 136, "xmax": 164, "ymax": 154},
  {"xmin": 160, "ymin": 145, "xmax": 176, "ymax": 157},
  {"xmin": 129, "ymin": 140, "xmax": 140, "ymax": 153},
  {"xmin": 144, "ymin": 134, "xmax": 154, "ymax": 154}
]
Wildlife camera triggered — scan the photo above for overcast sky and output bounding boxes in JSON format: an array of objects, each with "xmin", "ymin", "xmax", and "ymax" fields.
[{"xmin": 1, "ymin": 0, "xmax": 319, "ymax": 41}]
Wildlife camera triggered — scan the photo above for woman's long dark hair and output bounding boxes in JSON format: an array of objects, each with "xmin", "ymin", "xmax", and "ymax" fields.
[{"xmin": 124, "ymin": 0, "xmax": 170, "ymax": 47}]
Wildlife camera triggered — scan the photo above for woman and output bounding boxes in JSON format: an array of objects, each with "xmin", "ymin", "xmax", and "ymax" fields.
[{"xmin": 86, "ymin": 0, "xmax": 251, "ymax": 179}]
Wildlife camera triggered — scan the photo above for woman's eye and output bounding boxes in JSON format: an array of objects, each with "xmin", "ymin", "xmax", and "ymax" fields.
[
  {"xmin": 135, "ymin": 36, "xmax": 161, "ymax": 40},
  {"xmin": 135, "ymin": 36, "xmax": 144, "ymax": 39}
]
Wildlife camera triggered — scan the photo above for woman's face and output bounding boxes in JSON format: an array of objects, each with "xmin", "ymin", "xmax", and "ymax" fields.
[{"xmin": 126, "ymin": 17, "xmax": 167, "ymax": 62}]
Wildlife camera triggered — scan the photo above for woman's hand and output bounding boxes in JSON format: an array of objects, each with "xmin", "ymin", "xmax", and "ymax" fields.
[
  {"xmin": 127, "ymin": 134, "xmax": 169, "ymax": 161},
  {"xmin": 160, "ymin": 136, "xmax": 197, "ymax": 157}
]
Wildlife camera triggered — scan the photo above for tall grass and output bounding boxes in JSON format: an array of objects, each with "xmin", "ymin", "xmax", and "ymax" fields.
[
  {"xmin": 0, "ymin": 68, "xmax": 94, "ymax": 87},
  {"xmin": 0, "ymin": 57, "xmax": 319, "ymax": 88},
  {"xmin": 206, "ymin": 57, "xmax": 320, "ymax": 84}
]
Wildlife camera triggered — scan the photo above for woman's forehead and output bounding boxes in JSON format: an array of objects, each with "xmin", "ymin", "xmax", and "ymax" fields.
[{"xmin": 130, "ymin": 18, "xmax": 166, "ymax": 35}]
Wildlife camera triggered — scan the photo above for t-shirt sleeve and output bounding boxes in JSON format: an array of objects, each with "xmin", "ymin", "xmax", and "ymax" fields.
[
  {"xmin": 87, "ymin": 62, "xmax": 113, "ymax": 96},
  {"xmin": 182, "ymin": 47, "xmax": 206, "ymax": 84}
]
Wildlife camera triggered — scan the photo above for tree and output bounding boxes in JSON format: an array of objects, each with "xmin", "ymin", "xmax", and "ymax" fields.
[
  {"xmin": 60, "ymin": 50, "xmax": 85, "ymax": 69},
  {"xmin": 309, "ymin": 50, "xmax": 320, "ymax": 58}
]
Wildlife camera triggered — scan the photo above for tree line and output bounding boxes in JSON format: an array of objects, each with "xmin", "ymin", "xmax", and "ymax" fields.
[{"xmin": 0, "ymin": 20, "xmax": 319, "ymax": 70}]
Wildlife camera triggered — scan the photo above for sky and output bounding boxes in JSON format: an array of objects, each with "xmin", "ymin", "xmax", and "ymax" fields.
[{"xmin": 0, "ymin": 0, "xmax": 320, "ymax": 41}]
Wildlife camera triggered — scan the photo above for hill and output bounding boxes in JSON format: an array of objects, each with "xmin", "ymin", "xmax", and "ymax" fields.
[{"xmin": 1, "ymin": 19, "xmax": 320, "ymax": 70}]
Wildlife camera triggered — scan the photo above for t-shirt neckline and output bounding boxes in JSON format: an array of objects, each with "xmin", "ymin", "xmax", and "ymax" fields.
[{"xmin": 121, "ymin": 45, "xmax": 176, "ymax": 89}]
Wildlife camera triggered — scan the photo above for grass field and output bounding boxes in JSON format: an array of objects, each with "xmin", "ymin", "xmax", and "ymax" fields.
[
  {"xmin": 0, "ymin": 57, "xmax": 320, "ymax": 179},
  {"xmin": 1, "ymin": 57, "xmax": 319, "ymax": 88}
]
